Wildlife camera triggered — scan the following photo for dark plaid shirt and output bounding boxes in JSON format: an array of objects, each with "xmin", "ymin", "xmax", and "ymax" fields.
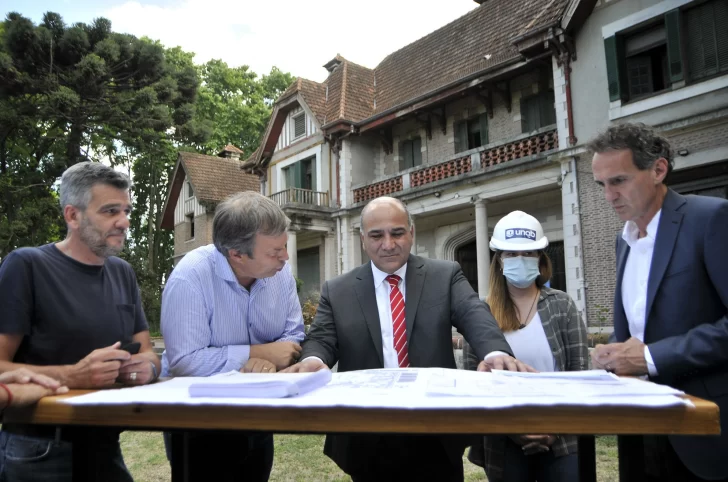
[{"xmin": 463, "ymin": 287, "xmax": 589, "ymax": 478}]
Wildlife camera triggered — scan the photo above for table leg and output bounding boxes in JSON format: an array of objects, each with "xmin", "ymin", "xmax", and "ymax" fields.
[
  {"xmin": 72, "ymin": 430, "xmax": 91, "ymax": 481},
  {"xmin": 578, "ymin": 435, "xmax": 597, "ymax": 482},
  {"xmin": 617, "ymin": 435, "xmax": 644, "ymax": 482},
  {"xmin": 170, "ymin": 431, "xmax": 189, "ymax": 482}
]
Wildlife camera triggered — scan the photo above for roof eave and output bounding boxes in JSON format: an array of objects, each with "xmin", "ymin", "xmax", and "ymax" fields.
[
  {"xmin": 159, "ymin": 155, "xmax": 186, "ymax": 230},
  {"xmin": 357, "ymin": 56, "xmax": 529, "ymax": 133}
]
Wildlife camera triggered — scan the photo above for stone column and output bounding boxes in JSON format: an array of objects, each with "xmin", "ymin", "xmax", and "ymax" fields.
[
  {"xmin": 288, "ymin": 230, "xmax": 298, "ymax": 277},
  {"xmin": 324, "ymin": 232, "xmax": 337, "ymax": 280},
  {"xmin": 474, "ymin": 199, "xmax": 490, "ymax": 300}
]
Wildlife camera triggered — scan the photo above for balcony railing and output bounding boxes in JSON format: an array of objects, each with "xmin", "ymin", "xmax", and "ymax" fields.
[
  {"xmin": 353, "ymin": 177, "xmax": 403, "ymax": 204},
  {"xmin": 352, "ymin": 128, "xmax": 558, "ymax": 204},
  {"xmin": 269, "ymin": 188, "xmax": 330, "ymax": 207},
  {"xmin": 410, "ymin": 155, "xmax": 472, "ymax": 188},
  {"xmin": 480, "ymin": 129, "xmax": 558, "ymax": 168}
]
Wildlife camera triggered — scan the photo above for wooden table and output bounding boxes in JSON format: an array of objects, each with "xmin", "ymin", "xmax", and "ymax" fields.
[{"xmin": 5, "ymin": 391, "xmax": 720, "ymax": 482}]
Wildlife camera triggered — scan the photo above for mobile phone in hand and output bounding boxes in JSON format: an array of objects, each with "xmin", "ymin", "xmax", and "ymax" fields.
[{"xmin": 121, "ymin": 342, "xmax": 141, "ymax": 355}]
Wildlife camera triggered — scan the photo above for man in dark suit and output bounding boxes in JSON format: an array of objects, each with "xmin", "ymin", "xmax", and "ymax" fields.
[
  {"xmin": 285, "ymin": 196, "xmax": 531, "ymax": 481},
  {"xmin": 590, "ymin": 123, "xmax": 728, "ymax": 482}
]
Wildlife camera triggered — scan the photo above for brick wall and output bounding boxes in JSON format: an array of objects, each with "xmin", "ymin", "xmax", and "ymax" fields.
[
  {"xmin": 173, "ymin": 212, "xmax": 213, "ymax": 260},
  {"xmin": 576, "ymin": 156, "xmax": 622, "ymax": 328},
  {"xmin": 668, "ymin": 122, "xmax": 728, "ymax": 153}
]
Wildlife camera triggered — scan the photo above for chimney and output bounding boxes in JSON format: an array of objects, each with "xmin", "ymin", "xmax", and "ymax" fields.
[{"xmin": 218, "ymin": 144, "xmax": 243, "ymax": 161}]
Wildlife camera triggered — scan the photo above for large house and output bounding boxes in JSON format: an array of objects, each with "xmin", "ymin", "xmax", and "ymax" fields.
[
  {"xmin": 163, "ymin": 0, "xmax": 728, "ymax": 331},
  {"xmin": 241, "ymin": 0, "xmax": 597, "ymax": 310}
]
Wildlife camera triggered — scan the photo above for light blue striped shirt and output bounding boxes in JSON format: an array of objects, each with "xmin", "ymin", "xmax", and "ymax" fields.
[{"xmin": 160, "ymin": 244, "xmax": 305, "ymax": 377}]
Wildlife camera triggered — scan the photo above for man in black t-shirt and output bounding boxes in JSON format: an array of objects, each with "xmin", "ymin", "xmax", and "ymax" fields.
[{"xmin": 0, "ymin": 162, "xmax": 160, "ymax": 482}]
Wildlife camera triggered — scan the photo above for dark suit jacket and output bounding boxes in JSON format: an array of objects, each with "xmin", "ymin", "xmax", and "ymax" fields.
[
  {"xmin": 301, "ymin": 254, "xmax": 512, "ymax": 474},
  {"xmin": 613, "ymin": 189, "xmax": 728, "ymax": 480}
]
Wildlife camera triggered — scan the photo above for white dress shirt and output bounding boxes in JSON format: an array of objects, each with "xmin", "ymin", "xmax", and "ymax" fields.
[{"xmin": 621, "ymin": 210, "xmax": 661, "ymax": 376}]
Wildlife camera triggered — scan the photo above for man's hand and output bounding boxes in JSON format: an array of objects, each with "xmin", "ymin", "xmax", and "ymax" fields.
[
  {"xmin": 280, "ymin": 358, "xmax": 328, "ymax": 373},
  {"xmin": 477, "ymin": 355, "xmax": 536, "ymax": 373},
  {"xmin": 242, "ymin": 358, "xmax": 276, "ymax": 373},
  {"xmin": 118, "ymin": 354, "xmax": 155, "ymax": 385},
  {"xmin": 63, "ymin": 342, "xmax": 131, "ymax": 388},
  {"xmin": 0, "ymin": 369, "xmax": 69, "ymax": 407},
  {"xmin": 509, "ymin": 435, "xmax": 556, "ymax": 455},
  {"xmin": 591, "ymin": 337, "xmax": 647, "ymax": 376},
  {"xmin": 250, "ymin": 342, "xmax": 302, "ymax": 371},
  {"xmin": 0, "ymin": 368, "xmax": 65, "ymax": 390}
]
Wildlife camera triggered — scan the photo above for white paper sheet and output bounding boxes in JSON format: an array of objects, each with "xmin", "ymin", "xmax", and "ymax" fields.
[{"xmin": 62, "ymin": 368, "xmax": 690, "ymax": 410}]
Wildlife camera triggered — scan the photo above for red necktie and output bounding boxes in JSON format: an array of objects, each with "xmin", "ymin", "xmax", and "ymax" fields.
[{"xmin": 385, "ymin": 274, "xmax": 410, "ymax": 368}]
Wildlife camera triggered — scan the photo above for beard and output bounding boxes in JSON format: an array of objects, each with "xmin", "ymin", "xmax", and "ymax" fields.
[{"xmin": 78, "ymin": 216, "xmax": 126, "ymax": 259}]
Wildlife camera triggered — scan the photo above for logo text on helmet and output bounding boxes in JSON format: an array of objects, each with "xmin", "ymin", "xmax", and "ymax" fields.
[{"xmin": 505, "ymin": 228, "xmax": 537, "ymax": 240}]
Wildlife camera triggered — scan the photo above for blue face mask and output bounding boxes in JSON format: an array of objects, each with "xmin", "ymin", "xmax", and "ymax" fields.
[{"xmin": 502, "ymin": 256, "xmax": 540, "ymax": 288}]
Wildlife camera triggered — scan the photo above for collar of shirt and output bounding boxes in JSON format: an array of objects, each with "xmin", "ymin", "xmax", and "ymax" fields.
[
  {"xmin": 371, "ymin": 261, "xmax": 408, "ymax": 292},
  {"xmin": 212, "ymin": 248, "xmax": 268, "ymax": 292},
  {"xmin": 622, "ymin": 209, "xmax": 662, "ymax": 248}
]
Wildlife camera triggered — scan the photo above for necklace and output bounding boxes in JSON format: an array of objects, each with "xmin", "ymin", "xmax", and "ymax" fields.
[{"xmin": 518, "ymin": 291, "xmax": 540, "ymax": 330}]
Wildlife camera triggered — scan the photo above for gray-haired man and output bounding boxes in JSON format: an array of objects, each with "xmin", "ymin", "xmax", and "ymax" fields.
[
  {"xmin": 0, "ymin": 161, "xmax": 160, "ymax": 481},
  {"xmin": 160, "ymin": 191, "xmax": 305, "ymax": 481}
]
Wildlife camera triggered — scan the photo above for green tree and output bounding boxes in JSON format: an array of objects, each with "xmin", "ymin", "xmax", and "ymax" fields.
[
  {"xmin": 192, "ymin": 60, "xmax": 294, "ymax": 156},
  {"xmin": 0, "ymin": 12, "xmax": 205, "ymax": 257}
]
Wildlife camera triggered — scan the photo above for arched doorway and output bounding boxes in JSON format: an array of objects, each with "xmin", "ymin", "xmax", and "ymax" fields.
[{"xmin": 455, "ymin": 240, "xmax": 567, "ymax": 293}]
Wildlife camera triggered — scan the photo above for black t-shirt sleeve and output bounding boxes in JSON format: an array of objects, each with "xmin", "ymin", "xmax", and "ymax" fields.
[{"xmin": 0, "ymin": 251, "xmax": 34, "ymax": 335}]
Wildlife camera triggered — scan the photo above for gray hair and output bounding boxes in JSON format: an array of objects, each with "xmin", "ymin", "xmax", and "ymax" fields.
[
  {"xmin": 360, "ymin": 196, "xmax": 414, "ymax": 232},
  {"xmin": 213, "ymin": 191, "xmax": 290, "ymax": 258},
  {"xmin": 587, "ymin": 122, "xmax": 674, "ymax": 180},
  {"xmin": 59, "ymin": 162, "xmax": 131, "ymax": 210}
]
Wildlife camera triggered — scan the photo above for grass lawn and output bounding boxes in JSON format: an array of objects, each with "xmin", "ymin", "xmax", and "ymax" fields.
[{"xmin": 121, "ymin": 432, "xmax": 619, "ymax": 481}]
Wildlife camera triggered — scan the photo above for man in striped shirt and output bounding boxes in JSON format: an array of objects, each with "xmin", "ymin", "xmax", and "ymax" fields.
[{"xmin": 160, "ymin": 191, "xmax": 305, "ymax": 481}]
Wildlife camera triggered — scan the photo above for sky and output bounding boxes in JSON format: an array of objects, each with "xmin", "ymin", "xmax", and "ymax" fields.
[{"xmin": 6, "ymin": 0, "xmax": 479, "ymax": 82}]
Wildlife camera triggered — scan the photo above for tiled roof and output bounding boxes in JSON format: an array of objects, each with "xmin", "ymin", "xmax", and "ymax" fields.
[
  {"xmin": 373, "ymin": 0, "xmax": 568, "ymax": 113},
  {"xmin": 180, "ymin": 152, "xmax": 259, "ymax": 204},
  {"xmin": 254, "ymin": 0, "xmax": 569, "ymax": 165},
  {"xmin": 219, "ymin": 144, "xmax": 244, "ymax": 155}
]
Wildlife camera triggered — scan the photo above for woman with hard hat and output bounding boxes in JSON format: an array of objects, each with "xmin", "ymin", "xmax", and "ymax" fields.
[{"xmin": 465, "ymin": 210, "xmax": 587, "ymax": 482}]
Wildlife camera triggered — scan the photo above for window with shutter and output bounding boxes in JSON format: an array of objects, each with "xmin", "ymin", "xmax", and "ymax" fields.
[
  {"xmin": 685, "ymin": 0, "xmax": 728, "ymax": 81},
  {"xmin": 292, "ymin": 113, "xmax": 306, "ymax": 139},
  {"xmin": 399, "ymin": 138, "xmax": 423, "ymax": 170},
  {"xmin": 520, "ymin": 91, "xmax": 556, "ymax": 133}
]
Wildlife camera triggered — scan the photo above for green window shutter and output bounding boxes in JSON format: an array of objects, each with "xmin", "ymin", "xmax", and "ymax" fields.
[
  {"xmin": 412, "ymin": 138, "xmax": 422, "ymax": 167},
  {"xmin": 310, "ymin": 158, "xmax": 317, "ymax": 191},
  {"xmin": 716, "ymin": 0, "xmax": 728, "ymax": 74},
  {"xmin": 665, "ymin": 9, "xmax": 684, "ymax": 83},
  {"xmin": 541, "ymin": 91, "xmax": 557, "ymax": 127},
  {"xmin": 454, "ymin": 121, "xmax": 468, "ymax": 153},
  {"xmin": 293, "ymin": 161, "xmax": 302, "ymax": 189},
  {"xmin": 604, "ymin": 35, "xmax": 626, "ymax": 102},
  {"xmin": 479, "ymin": 113, "xmax": 489, "ymax": 146}
]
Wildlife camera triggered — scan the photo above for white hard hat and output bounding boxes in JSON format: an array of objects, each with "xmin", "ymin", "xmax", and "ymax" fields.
[{"xmin": 489, "ymin": 211, "xmax": 548, "ymax": 251}]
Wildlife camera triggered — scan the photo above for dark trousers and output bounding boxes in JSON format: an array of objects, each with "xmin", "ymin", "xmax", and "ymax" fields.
[
  {"xmin": 0, "ymin": 429, "xmax": 132, "ymax": 482},
  {"xmin": 349, "ymin": 435, "xmax": 464, "ymax": 482},
  {"xmin": 643, "ymin": 435, "xmax": 728, "ymax": 482},
  {"xmin": 164, "ymin": 430, "xmax": 273, "ymax": 482},
  {"xmin": 486, "ymin": 438, "xmax": 578, "ymax": 482}
]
